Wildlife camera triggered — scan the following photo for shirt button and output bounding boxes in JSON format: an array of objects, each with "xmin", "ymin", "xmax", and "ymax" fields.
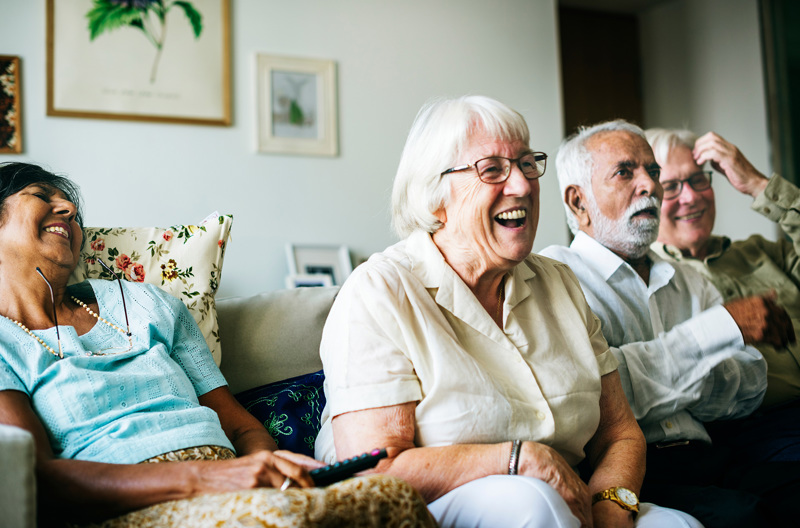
[
  {"xmin": 535, "ymin": 410, "xmax": 545, "ymax": 420},
  {"xmin": 121, "ymin": 402, "xmax": 127, "ymax": 408},
  {"xmin": 665, "ymin": 421, "xmax": 673, "ymax": 429}
]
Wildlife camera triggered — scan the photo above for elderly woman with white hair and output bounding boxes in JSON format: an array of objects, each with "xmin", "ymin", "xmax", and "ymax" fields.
[{"xmin": 314, "ymin": 96, "xmax": 699, "ymax": 528}]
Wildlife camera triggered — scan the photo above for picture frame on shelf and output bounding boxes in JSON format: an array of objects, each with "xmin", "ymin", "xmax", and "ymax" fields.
[
  {"xmin": 286, "ymin": 244, "xmax": 352, "ymax": 286},
  {"xmin": 285, "ymin": 273, "xmax": 334, "ymax": 289},
  {"xmin": 46, "ymin": 0, "xmax": 231, "ymax": 126},
  {"xmin": 0, "ymin": 55, "xmax": 22, "ymax": 154},
  {"xmin": 256, "ymin": 54, "xmax": 338, "ymax": 156}
]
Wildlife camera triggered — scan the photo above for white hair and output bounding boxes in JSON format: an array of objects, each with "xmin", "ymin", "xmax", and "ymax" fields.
[
  {"xmin": 555, "ymin": 119, "xmax": 648, "ymax": 234},
  {"xmin": 644, "ymin": 128, "xmax": 698, "ymax": 166},
  {"xmin": 391, "ymin": 95, "xmax": 530, "ymax": 239}
]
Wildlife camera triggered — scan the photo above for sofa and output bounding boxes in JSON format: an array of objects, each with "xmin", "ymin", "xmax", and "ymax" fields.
[
  {"xmin": 0, "ymin": 284, "xmax": 340, "ymax": 528},
  {"xmin": 0, "ymin": 215, "xmax": 341, "ymax": 527}
]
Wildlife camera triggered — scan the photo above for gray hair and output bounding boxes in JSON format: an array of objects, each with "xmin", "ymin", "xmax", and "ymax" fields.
[
  {"xmin": 391, "ymin": 95, "xmax": 530, "ymax": 239},
  {"xmin": 644, "ymin": 128, "xmax": 698, "ymax": 166},
  {"xmin": 555, "ymin": 119, "xmax": 647, "ymax": 234}
]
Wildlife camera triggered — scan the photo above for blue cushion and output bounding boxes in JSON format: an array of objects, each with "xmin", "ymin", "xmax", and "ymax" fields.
[{"xmin": 234, "ymin": 370, "xmax": 326, "ymax": 457}]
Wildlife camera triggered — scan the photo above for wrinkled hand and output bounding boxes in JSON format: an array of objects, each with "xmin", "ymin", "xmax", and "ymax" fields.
[
  {"xmin": 193, "ymin": 450, "xmax": 315, "ymax": 494},
  {"xmin": 693, "ymin": 132, "xmax": 768, "ymax": 197},
  {"xmin": 518, "ymin": 441, "xmax": 592, "ymax": 527},
  {"xmin": 724, "ymin": 294, "xmax": 796, "ymax": 347},
  {"xmin": 273, "ymin": 450, "xmax": 325, "ymax": 471}
]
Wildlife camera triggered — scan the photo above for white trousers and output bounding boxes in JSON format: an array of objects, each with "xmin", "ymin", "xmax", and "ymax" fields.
[{"xmin": 427, "ymin": 475, "xmax": 704, "ymax": 528}]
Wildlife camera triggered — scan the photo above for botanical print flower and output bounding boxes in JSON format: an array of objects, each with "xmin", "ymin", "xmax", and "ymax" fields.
[
  {"xmin": 218, "ymin": 240, "xmax": 224, "ymax": 249},
  {"xmin": 163, "ymin": 230, "xmax": 173, "ymax": 242},
  {"xmin": 86, "ymin": 0, "xmax": 204, "ymax": 83}
]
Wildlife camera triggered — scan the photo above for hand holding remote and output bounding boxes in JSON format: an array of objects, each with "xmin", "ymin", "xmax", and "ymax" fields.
[{"xmin": 310, "ymin": 448, "xmax": 388, "ymax": 487}]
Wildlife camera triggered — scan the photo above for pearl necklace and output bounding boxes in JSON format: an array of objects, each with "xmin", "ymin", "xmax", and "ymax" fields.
[
  {"xmin": 70, "ymin": 296, "xmax": 133, "ymax": 356},
  {"xmin": 3, "ymin": 297, "xmax": 132, "ymax": 359},
  {"xmin": 5, "ymin": 317, "xmax": 64, "ymax": 359}
]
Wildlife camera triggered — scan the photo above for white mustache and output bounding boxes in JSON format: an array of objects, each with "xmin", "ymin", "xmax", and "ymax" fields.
[{"xmin": 626, "ymin": 196, "xmax": 661, "ymax": 220}]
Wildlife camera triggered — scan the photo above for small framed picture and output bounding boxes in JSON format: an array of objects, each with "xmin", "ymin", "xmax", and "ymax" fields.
[
  {"xmin": 285, "ymin": 273, "xmax": 334, "ymax": 289},
  {"xmin": 286, "ymin": 244, "xmax": 352, "ymax": 286},
  {"xmin": 256, "ymin": 54, "xmax": 338, "ymax": 156},
  {"xmin": 0, "ymin": 55, "xmax": 22, "ymax": 153}
]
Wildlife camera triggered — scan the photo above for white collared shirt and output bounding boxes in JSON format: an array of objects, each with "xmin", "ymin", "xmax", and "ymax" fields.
[
  {"xmin": 315, "ymin": 230, "xmax": 617, "ymax": 465},
  {"xmin": 541, "ymin": 232, "xmax": 767, "ymax": 444}
]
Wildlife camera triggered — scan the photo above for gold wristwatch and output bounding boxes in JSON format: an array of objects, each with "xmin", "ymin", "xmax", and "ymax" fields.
[{"xmin": 591, "ymin": 486, "xmax": 639, "ymax": 516}]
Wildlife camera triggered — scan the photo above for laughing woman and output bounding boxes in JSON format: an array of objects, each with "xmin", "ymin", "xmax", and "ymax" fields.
[
  {"xmin": 0, "ymin": 162, "xmax": 435, "ymax": 528},
  {"xmin": 314, "ymin": 96, "xmax": 702, "ymax": 528}
]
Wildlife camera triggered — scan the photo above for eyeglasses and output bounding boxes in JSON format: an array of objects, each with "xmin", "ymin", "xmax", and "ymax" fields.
[
  {"xmin": 441, "ymin": 152, "xmax": 547, "ymax": 184},
  {"xmin": 36, "ymin": 259, "xmax": 133, "ymax": 358},
  {"xmin": 661, "ymin": 171, "xmax": 712, "ymax": 200}
]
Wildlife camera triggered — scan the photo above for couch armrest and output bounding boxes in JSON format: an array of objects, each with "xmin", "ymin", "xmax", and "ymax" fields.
[
  {"xmin": 0, "ymin": 424, "xmax": 36, "ymax": 528},
  {"xmin": 217, "ymin": 286, "xmax": 339, "ymax": 394}
]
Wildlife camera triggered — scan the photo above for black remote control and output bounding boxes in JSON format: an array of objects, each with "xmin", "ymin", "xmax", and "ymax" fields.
[{"xmin": 310, "ymin": 448, "xmax": 388, "ymax": 487}]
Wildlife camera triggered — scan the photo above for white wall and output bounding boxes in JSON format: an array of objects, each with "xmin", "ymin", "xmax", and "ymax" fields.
[
  {"xmin": 0, "ymin": 0, "xmax": 566, "ymax": 298},
  {"xmin": 640, "ymin": 0, "xmax": 777, "ymax": 242}
]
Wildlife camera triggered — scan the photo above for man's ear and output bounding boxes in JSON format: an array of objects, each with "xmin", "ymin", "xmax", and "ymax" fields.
[{"xmin": 565, "ymin": 185, "xmax": 591, "ymax": 229}]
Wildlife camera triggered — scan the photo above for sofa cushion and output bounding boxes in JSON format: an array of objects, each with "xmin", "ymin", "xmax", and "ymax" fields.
[
  {"xmin": 235, "ymin": 370, "xmax": 326, "ymax": 457},
  {"xmin": 68, "ymin": 214, "xmax": 233, "ymax": 365},
  {"xmin": 216, "ymin": 286, "xmax": 338, "ymax": 394}
]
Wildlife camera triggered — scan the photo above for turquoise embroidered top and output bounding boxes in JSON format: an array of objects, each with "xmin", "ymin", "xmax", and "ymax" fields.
[{"xmin": 0, "ymin": 279, "xmax": 233, "ymax": 463}]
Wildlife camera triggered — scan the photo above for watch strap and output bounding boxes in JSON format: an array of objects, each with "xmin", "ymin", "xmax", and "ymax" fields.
[{"xmin": 591, "ymin": 487, "xmax": 639, "ymax": 516}]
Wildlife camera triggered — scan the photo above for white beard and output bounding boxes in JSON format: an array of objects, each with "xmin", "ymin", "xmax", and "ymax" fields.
[{"xmin": 587, "ymin": 195, "xmax": 661, "ymax": 259}]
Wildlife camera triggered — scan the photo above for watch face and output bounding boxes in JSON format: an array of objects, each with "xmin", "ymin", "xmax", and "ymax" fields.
[{"xmin": 616, "ymin": 487, "xmax": 638, "ymax": 506}]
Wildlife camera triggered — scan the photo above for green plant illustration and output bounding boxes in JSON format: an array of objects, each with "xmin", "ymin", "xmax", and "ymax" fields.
[{"xmin": 86, "ymin": 0, "xmax": 203, "ymax": 84}]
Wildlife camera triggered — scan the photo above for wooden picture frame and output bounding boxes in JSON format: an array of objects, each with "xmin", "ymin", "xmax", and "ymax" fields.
[
  {"xmin": 256, "ymin": 54, "xmax": 338, "ymax": 156},
  {"xmin": 285, "ymin": 244, "xmax": 352, "ymax": 286},
  {"xmin": 0, "ymin": 55, "xmax": 22, "ymax": 154},
  {"xmin": 46, "ymin": 0, "xmax": 231, "ymax": 126}
]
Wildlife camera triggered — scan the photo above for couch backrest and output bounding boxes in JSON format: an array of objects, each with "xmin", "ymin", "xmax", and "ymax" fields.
[{"xmin": 217, "ymin": 286, "xmax": 339, "ymax": 394}]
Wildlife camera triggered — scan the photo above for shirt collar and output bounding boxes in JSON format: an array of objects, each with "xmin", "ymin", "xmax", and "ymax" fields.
[
  {"xmin": 404, "ymin": 229, "xmax": 535, "ymax": 311},
  {"xmin": 652, "ymin": 236, "xmax": 730, "ymax": 262},
  {"xmin": 570, "ymin": 231, "xmax": 626, "ymax": 281},
  {"xmin": 571, "ymin": 231, "xmax": 676, "ymax": 293}
]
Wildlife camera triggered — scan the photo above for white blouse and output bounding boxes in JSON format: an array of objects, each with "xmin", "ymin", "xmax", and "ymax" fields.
[{"xmin": 315, "ymin": 231, "xmax": 617, "ymax": 466}]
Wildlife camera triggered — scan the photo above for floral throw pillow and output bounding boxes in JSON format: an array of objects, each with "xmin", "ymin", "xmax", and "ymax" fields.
[
  {"xmin": 68, "ymin": 214, "xmax": 233, "ymax": 365},
  {"xmin": 235, "ymin": 370, "xmax": 327, "ymax": 457}
]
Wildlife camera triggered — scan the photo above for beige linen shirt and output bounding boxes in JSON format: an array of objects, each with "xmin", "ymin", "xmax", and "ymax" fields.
[{"xmin": 315, "ymin": 230, "xmax": 618, "ymax": 466}]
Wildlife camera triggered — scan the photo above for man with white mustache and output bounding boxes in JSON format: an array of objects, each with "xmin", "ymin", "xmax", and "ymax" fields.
[{"xmin": 540, "ymin": 120, "xmax": 795, "ymax": 527}]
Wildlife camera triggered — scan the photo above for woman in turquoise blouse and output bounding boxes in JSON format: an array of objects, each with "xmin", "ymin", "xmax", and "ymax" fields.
[{"xmin": 0, "ymin": 162, "xmax": 434, "ymax": 527}]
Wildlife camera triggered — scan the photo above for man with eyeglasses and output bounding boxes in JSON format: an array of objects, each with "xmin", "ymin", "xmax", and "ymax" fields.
[
  {"xmin": 540, "ymin": 120, "xmax": 799, "ymax": 527},
  {"xmin": 647, "ymin": 128, "xmax": 800, "ymax": 461}
]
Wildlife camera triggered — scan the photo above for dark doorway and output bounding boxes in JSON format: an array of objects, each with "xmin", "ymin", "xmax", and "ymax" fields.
[{"xmin": 559, "ymin": 7, "xmax": 645, "ymax": 136}]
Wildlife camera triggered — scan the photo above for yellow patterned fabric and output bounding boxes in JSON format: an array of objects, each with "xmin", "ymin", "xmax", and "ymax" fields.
[
  {"xmin": 88, "ymin": 475, "xmax": 436, "ymax": 528},
  {"xmin": 140, "ymin": 445, "xmax": 236, "ymax": 463},
  {"xmin": 82, "ymin": 446, "xmax": 437, "ymax": 528}
]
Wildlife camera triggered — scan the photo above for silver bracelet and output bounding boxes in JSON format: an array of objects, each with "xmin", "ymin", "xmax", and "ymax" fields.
[{"xmin": 508, "ymin": 439, "xmax": 522, "ymax": 475}]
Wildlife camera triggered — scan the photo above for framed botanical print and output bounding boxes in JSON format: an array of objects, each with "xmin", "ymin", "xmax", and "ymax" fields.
[{"xmin": 46, "ymin": 0, "xmax": 231, "ymax": 126}]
